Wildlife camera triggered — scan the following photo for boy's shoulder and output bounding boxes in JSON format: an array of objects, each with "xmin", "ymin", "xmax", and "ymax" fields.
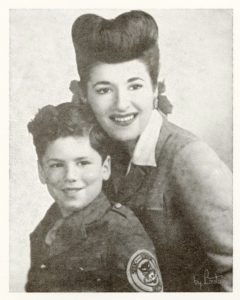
[
  {"xmin": 102, "ymin": 201, "xmax": 152, "ymax": 245},
  {"xmin": 110, "ymin": 202, "xmax": 135, "ymax": 218},
  {"xmin": 102, "ymin": 201, "xmax": 163, "ymax": 292},
  {"xmin": 105, "ymin": 202, "xmax": 138, "ymax": 226}
]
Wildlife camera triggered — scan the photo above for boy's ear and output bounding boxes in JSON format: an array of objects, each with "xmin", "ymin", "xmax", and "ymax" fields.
[
  {"xmin": 38, "ymin": 160, "xmax": 47, "ymax": 184},
  {"xmin": 102, "ymin": 155, "xmax": 111, "ymax": 181}
]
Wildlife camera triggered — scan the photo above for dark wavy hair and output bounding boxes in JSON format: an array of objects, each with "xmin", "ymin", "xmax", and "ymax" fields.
[
  {"xmin": 72, "ymin": 10, "xmax": 160, "ymax": 88},
  {"xmin": 28, "ymin": 102, "xmax": 111, "ymax": 162}
]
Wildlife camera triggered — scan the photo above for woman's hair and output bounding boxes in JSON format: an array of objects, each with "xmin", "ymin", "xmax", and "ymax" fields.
[
  {"xmin": 28, "ymin": 102, "xmax": 111, "ymax": 162},
  {"xmin": 72, "ymin": 10, "xmax": 160, "ymax": 88}
]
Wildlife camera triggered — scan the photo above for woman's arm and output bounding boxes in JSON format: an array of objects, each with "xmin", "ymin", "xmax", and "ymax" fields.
[{"xmin": 172, "ymin": 141, "xmax": 232, "ymax": 291}]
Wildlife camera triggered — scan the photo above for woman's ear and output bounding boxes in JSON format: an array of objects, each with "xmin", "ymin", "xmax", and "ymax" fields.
[
  {"xmin": 38, "ymin": 160, "xmax": 47, "ymax": 184},
  {"xmin": 153, "ymin": 84, "xmax": 158, "ymax": 99},
  {"xmin": 102, "ymin": 155, "xmax": 111, "ymax": 181}
]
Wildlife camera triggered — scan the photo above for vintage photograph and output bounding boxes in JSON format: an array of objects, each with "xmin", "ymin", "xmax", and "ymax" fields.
[{"xmin": 9, "ymin": 9, "xmax": 233, "ymax": 292}]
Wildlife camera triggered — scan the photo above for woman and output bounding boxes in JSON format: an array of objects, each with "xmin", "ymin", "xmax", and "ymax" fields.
[{"xmin": 70, "ymin": 10, "xmax": 232, "ymax": 292}]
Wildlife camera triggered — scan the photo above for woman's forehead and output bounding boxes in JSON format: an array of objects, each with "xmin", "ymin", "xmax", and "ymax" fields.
[{"xmin": 88, "ymin": 59, "xmax": 150, "ymax": 83}]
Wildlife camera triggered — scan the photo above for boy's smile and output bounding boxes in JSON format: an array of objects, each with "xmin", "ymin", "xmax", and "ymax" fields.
[{"xmin": 38, "ymin": 136, "xmax": 111, "ymax": 217}]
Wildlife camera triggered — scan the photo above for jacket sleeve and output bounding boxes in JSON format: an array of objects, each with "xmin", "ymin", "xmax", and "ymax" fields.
[
  {"xmin": 25, "ymin": 235, "xmax": 40, "ymax": 292},
  {"xmin": 172, "ymin": 140, "xmax": 232, "ymax": 291},
  {"xmin": 107, "ymin": 206, "xmax": 163, "ymax": 292}
]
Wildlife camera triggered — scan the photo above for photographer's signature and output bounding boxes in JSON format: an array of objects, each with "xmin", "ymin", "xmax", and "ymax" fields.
[{"xmin": 193, "ymin": 269, "xmax": 223, "ymax": 289}]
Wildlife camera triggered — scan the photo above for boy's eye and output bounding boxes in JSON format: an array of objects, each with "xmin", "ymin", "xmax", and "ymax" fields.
[
  {"xmin": 50, "ymin": 163, "xmax": 63, "ymax": 168},
  {"xmin": 77, "ymin": 161, "xmax": 91, "ymax": 166},
  {"xmin": 129, "ymin": 84, "xmax": 143, "ymax": 91},
  {"xmin": 95, "ymin": 87, "xmax": 111, "ymax": 95}
]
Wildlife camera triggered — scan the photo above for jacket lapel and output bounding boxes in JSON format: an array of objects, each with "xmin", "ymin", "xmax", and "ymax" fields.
[
  {"xmin": 108, "ymin": 115, "xmax": 173, "ymax": 203},
  {"xmin": 47, "ymin": 192, "xmax": 110, "ymax": 258},
  {"xmin": 116, "ymin": 164, "xmax": 147, "ymax": 202}
]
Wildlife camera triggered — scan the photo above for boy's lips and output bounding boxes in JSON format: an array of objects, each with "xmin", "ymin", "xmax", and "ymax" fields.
[
  {"xmin": 110, "ymin": 113, "xmax": 138, "ymax": 126},
  {"xmin": 62, "ymin": 187, "xmax": 85, "ymax": 195}
]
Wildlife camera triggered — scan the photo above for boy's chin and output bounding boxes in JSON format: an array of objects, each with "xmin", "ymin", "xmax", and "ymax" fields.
[{"xmin": 58, "ymin": 198, "xmax": 94, "ymax": 216}]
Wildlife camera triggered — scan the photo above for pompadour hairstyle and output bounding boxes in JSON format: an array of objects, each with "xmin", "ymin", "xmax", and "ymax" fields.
[
  {"xmin": 28, "ymin": 102, "xmax": 111, "ymax": 162},
  {"xmin": 72, "ymin": 10, "xmax": 160, "ymax": 87}
]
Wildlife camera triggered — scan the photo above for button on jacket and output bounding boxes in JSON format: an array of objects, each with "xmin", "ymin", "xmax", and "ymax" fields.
[
  {"xmin": 105, "ymin": 114, "xmax": 232, "ymax": 292},
  {"xmin": 25, "ymin": 192, "xmax": 163, "ymax": 292}
]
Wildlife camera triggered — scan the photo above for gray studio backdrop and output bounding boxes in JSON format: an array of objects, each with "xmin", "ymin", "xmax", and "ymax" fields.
[{"xmin": 10, "ymin": 9, "xmax": 232, "ymax": 291}]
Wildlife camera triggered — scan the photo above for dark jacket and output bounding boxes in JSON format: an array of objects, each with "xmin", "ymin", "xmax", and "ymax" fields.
[
  {"xmin": 25, "ymin": 192, "xmax": 163, "ymax": 292},
  {"xmin": 105, "ymin": 116, "xmax": 232, "ymax": 292}
]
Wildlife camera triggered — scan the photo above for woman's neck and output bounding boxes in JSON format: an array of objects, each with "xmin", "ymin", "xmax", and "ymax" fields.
[{"xmin": 124, "ymin": 138, "xmax": 138, "ymax": 158}]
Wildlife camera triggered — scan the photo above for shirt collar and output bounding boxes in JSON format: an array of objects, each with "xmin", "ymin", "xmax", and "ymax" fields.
[
  {"xmin": 45, "ymin": 192, "xmax": 110, "ymax": 246},
  {"xmin": 127, "ymin": 109, "xmax": 162, "ymax": 172}
]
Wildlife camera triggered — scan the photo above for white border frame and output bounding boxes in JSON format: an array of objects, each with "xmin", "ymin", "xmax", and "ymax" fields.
[{"xmin": 1, "ymin": 1, "xmax": 239, "ymax": 299}]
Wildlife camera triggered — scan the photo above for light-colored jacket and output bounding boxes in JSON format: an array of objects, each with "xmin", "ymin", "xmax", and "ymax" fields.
[{"xmin": 105, "ymin": 116, "xmax": 232, "ymax": 292}]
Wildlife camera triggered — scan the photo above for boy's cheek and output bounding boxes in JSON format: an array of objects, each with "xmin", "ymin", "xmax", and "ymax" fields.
[
  {"xmin": 46, "ymin": 170, "xmax": 63, "ymax": 183},
  {"xmin": 82, "ymin": 170, "xmax": 102, "ymax": 182}
]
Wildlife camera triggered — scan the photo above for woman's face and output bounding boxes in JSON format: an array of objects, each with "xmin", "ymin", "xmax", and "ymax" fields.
[{"xmin": 86, "ymin": 59, "xmax": 156, "ymax": 142}]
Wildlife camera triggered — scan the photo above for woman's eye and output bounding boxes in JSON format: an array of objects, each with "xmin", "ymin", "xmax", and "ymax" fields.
[
  {"xmin": 95, "ymin": 87, "xmax": 111, "ymax": 95},
  {"xmin": 129, "ymin": 84, "xmax": 143, "ymax": 91}
]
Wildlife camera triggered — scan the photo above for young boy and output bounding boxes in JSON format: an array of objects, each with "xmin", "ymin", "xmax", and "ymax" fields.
[{"xmin": 25, "ymin": 102, "xmax": 163, "ymax": 292}]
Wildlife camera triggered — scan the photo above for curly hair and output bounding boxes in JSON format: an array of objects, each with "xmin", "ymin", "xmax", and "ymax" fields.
[
  {"xmin": 72, "ymin": 10, "xmax": 160, "ymax": 88},
  {"xmin": 28, "ymin": 102, "xmax": 111, "ymax": 162}
]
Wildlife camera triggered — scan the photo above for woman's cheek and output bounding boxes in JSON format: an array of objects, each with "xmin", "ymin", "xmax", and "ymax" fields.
[{"xmin": 90, "ymin": 95, "xmax": 113, "ymax": 114}]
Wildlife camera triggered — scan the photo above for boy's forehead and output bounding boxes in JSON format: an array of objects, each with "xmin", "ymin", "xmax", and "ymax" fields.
[{"xmin": 42, "ymin": 135, "xmax": 100, "ymax": 161}]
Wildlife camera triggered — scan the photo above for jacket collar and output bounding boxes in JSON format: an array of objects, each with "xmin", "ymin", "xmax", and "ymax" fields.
[
  {"xmin": 128, "ymin": 109, "xmax": 162, "ymax": 170},
  {"xmin": 110, "ymin": 115, "xmax": 172, "ymax": 202},
  {"xmin": 44, "ymin": 192, "xmax": 111, "ymax": 257}
]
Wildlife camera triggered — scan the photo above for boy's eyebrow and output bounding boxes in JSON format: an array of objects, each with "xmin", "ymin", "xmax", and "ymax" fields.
[
  {"xmin": 74, "ymin": 157, "xmax": 90, "ymax": 161},
  {"xmin": 46, "ymin": 157, "xmax": 90, "ymax": 163},
  {"xmin": 46, "ymin": 158, "xmax": 64, "ymax": 163}
]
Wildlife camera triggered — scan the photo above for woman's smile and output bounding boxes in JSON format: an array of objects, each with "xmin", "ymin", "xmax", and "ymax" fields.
[{"xmin": 109, "ymin": 113, "xmax": 138, "ymax": 126}]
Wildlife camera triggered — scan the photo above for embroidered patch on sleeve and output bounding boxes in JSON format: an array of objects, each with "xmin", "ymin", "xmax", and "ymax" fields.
[{"xmin": 126, "ymin": 249, "xmax": 163, "ymax": 292}]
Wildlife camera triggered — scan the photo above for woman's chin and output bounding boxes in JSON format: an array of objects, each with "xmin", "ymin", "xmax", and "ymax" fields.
[{"xmin": 104, "ymin": 125, "xmax": 140, "ymax": 142}]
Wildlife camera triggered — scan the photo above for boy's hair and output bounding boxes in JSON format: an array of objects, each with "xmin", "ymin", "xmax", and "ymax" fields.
[
  {"xmin": 72, "ymin": 10, "xmax": 160, "ymax": 88},
  {"xmin": 28, "ymin": 102, "xmax": 111, "ymax": 162}
]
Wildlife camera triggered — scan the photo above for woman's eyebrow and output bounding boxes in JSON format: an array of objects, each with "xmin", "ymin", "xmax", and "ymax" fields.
[
  {"xmin": 127, "ymin": 77, "xmax": 144, "ymax": 83},
  {"xmin": 93, "ymin": 81, "xmax": 111, "ymax": 87}
]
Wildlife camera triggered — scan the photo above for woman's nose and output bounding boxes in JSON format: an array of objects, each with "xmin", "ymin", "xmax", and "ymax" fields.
[{"xmin": 115, "ymin": 89, "xmax": 130, "ymax": 111}]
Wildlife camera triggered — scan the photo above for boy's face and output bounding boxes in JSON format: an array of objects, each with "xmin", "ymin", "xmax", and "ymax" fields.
[{"xmin": 38, "ymin": 136, "xmax": 111, "ymax": 216}]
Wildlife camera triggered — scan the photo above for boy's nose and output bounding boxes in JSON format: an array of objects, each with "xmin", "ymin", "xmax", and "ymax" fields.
[{"xmin": 65, "ymin": 164, "xmax": 79, "ymax": 182}]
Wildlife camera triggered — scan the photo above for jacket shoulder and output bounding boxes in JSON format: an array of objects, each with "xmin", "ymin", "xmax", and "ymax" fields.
[
  {"xmin": 110, "ymin": 202, "xmax": 135, "ymax": 219},
  {"xmin": 104, "ymin": 202, "xmax": 155, "ymax": 251},
  {"xmin": 104, "ymin": 202, "xmax": 141, "ymax": 231},
  {"xmin": 30, "ymin": 203, "xmax": 60, "ymax": 240}
]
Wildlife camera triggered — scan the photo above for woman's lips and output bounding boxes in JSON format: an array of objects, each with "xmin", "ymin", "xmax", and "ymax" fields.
[{"xmin": 110, "ymin": 113, "xmax": 137, "ymax": 126}]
